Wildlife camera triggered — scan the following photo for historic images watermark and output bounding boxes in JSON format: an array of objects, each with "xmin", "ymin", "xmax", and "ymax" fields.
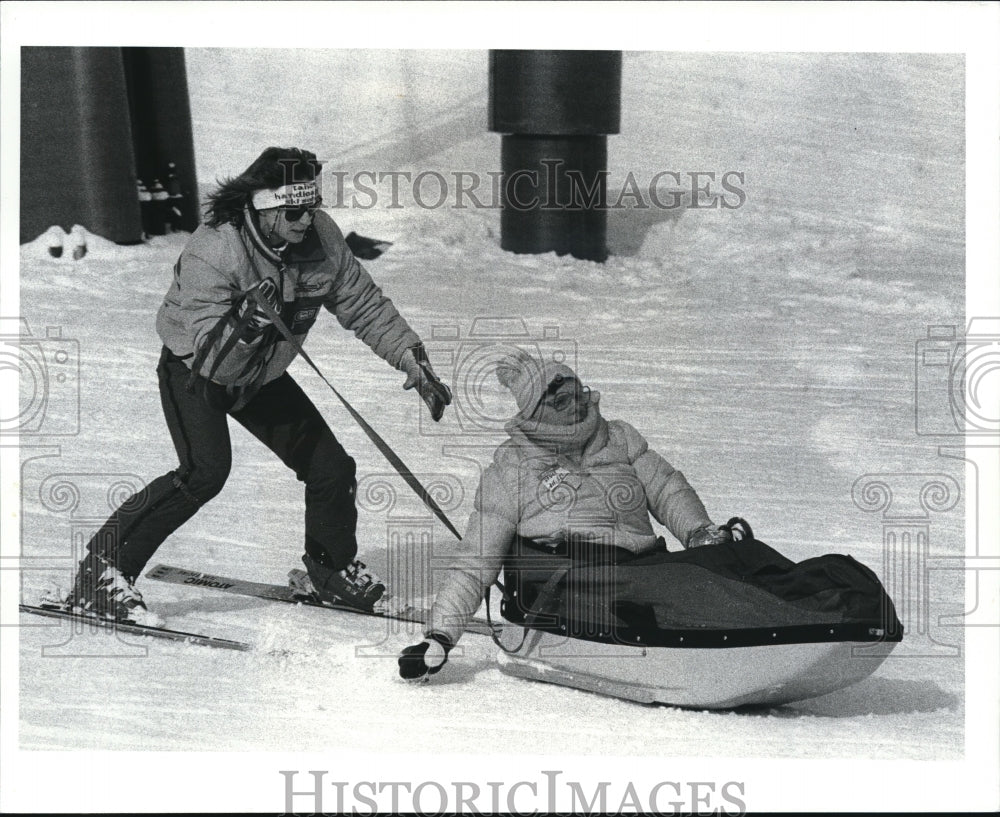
[
  {"xmin": 276, "ymin": 157, "xmax": 748, "ymax": 212},
  {"xmin": 279, "ymin": 769, "xmax": 748, "ymax": 816}
]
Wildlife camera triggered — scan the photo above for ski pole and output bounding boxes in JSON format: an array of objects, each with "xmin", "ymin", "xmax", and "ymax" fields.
[{"xmin": 251, "ymin": 291, "xmax": 463, "ymax": 540}]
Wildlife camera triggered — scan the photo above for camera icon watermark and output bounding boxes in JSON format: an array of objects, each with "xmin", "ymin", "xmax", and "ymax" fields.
[
  {"xmin": 0, "ymin": 317, "xmax": 80, "ymax": 437},
  {"xmin": 915, "ymin": 317, "xmax": 1000, "ymax": 437},
  {"xmin": 421, "ymin": 317, "xmax": 578, "ymax": 437}
]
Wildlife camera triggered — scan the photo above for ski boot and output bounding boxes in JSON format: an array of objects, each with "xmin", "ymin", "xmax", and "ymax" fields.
[
  {"xmin": 292, "ymin": 553, "xmax": 387, "ymax": 612},
  {"xmin": 61, "ymin": 550, "xmax": 162, "ymax": 627}
]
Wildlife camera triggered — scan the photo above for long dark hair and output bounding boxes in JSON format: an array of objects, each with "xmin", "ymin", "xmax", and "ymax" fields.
[{"xmin": 203, "ymin": 147, "xmax": 322, "ymax": 228}]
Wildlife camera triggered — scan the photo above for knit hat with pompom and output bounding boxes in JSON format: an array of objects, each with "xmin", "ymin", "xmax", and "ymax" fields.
[{"xmin": 495, "ymin": 349, "xmax": 578, "ymax": 417}]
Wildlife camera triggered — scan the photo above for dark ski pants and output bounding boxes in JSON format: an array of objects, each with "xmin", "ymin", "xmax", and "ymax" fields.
[{"xmin": 88, "ymin": 348, "xmax": 358, "ymax": 580}]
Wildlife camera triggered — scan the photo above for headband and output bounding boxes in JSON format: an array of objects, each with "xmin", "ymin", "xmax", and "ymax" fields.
[{"xmin": 251, "ymin": 180, "xmax": 320, "ymax": 210}]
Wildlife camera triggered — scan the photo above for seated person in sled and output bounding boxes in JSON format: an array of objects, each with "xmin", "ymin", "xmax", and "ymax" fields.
[{"xmin": 398, "ymin": 352, "xmax": 741, "ymax": 679}]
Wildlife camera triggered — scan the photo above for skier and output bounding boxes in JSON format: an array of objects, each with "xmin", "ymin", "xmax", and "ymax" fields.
[
  {"xmin": 63, "ymin": 146, "xmax": 451, "ymax": 624},
  {"xmin": 398, "ymin": 352, "xmax": 733, "ymax": 680}
]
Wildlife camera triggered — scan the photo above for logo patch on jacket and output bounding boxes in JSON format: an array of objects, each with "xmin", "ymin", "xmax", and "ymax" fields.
[
  {"xmin": 541, "ymin": 466, "xmax": 571, "ymax": 492},
  {"xmin": 295, "ymin": 281, "xmax": 326, "ymax": 294},
  {"xmin": 287, "ymin": 306, "xmax": 320, "ymax": 334}
]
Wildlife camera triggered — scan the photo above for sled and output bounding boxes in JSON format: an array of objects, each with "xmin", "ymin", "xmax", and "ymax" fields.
[{"xmin": 491, "ymin": 535, "xmax": 902, "ymax": 708}]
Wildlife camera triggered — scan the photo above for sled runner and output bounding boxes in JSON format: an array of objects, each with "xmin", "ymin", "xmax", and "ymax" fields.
[
  {"xmin": 495, "ymin": 630, "xmax": 895, "ymax": 708},
  {"xmin": 490, "ymin": 531, "xmax": 902, "ymax": 708}
]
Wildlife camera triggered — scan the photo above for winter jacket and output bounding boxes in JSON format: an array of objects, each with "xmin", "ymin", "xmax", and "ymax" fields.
[
  {"xmin": 426, "ymin": 398, "xmax": 713, "ymax": 645},
  {"xmin": 156, "ymin": 211, "xmax": 421, "ymax": 409}
]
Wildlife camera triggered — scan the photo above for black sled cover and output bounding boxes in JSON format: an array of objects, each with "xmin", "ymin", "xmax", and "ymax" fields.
[{"xmin": 501, "ymin": 538, "xmax": 902, "ymax": 649}]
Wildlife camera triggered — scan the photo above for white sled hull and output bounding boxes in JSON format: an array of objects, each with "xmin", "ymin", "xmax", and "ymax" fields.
[{"xmin": 495, "ymin": 623, "xmax": 896, "ymax": 708}]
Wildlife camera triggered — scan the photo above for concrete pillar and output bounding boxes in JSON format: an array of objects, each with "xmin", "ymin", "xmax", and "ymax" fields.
[
  {"xmin": 20, "ymin": 47, "xmax": 199, "ymax": 245},
  {"xmin": 21, "ymin": 47, "xmax": 143, "ymax": 244},
  {"xmin": 489, "ymin": 50, "xmax": 622, "ymax": 262}
]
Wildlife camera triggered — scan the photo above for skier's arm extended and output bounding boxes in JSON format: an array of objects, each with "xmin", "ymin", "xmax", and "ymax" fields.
[{"xmin": 314, "ymin": 212, "xmax": 421, "ymax": 368}]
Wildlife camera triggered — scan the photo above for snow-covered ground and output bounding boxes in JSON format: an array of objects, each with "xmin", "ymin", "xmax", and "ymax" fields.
[{"xmin": 5, "ymin": 31, "xmax": 998, "ymax": 816}]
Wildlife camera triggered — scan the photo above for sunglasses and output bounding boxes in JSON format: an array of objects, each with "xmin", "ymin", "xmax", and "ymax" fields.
[
  {"xmin": 537, "ymin": 382, "xmax": 590, "ymax": 413},
  {"xmin": 280, "ymin": 199, "xmax": 323, "ymax": 222}
]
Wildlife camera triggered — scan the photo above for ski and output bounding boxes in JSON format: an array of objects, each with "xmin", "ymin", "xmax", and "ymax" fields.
[
  {"xmin": 19, "ymin": 603, "xmax": 252, "ymax": 652},
  {"xmin": 145, "ymin": 563, "xmax": 500, "ymax": 638}
]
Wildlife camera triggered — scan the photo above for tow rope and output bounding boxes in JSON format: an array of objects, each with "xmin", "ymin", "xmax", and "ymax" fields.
[{"xmin": 250, "ymin": 288, "xmax": 463, "ymax": 540}]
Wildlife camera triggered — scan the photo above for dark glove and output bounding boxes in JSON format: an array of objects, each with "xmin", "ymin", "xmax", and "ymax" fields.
[
  {"xmin": 722, "ymin": 517, "xmax": 754, "ymax": 542},
  {"xmin": 239, "ymin": 277, "xmax": 281, "ymax": 336},
  {"xmin": 686, "ymin": 523, "xmax": 733, "ymax": 548},
  {"xmin": 398, "ymin": 632, "xmax": 453, "ymax": 680},
  {"xmin": 687, "ymin": 517, "xmax": 754, "ymax": 547},
  {"xmin": 401, "ymin": 344, "xmax": 452, "ymax": 422}
]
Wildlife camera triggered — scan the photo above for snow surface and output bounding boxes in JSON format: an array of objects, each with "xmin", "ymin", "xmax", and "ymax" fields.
[{"xmin": 13, "ymin": 49, "xmax": 973, "ymax": 776}]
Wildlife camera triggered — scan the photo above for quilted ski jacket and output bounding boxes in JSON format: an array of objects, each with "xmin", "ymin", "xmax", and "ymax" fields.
[
  {"xmin": 156, "ymin": 211, "xmax": 421, "ymax": 409},
  {"xmin": 427, "ymin": 401, "xmax": 714, "ymax": 645}
]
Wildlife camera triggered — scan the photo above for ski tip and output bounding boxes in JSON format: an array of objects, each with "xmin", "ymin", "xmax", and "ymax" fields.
[{"xmin": 19, "ymin": 603, "xmax": 253, "ymax": 652}]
